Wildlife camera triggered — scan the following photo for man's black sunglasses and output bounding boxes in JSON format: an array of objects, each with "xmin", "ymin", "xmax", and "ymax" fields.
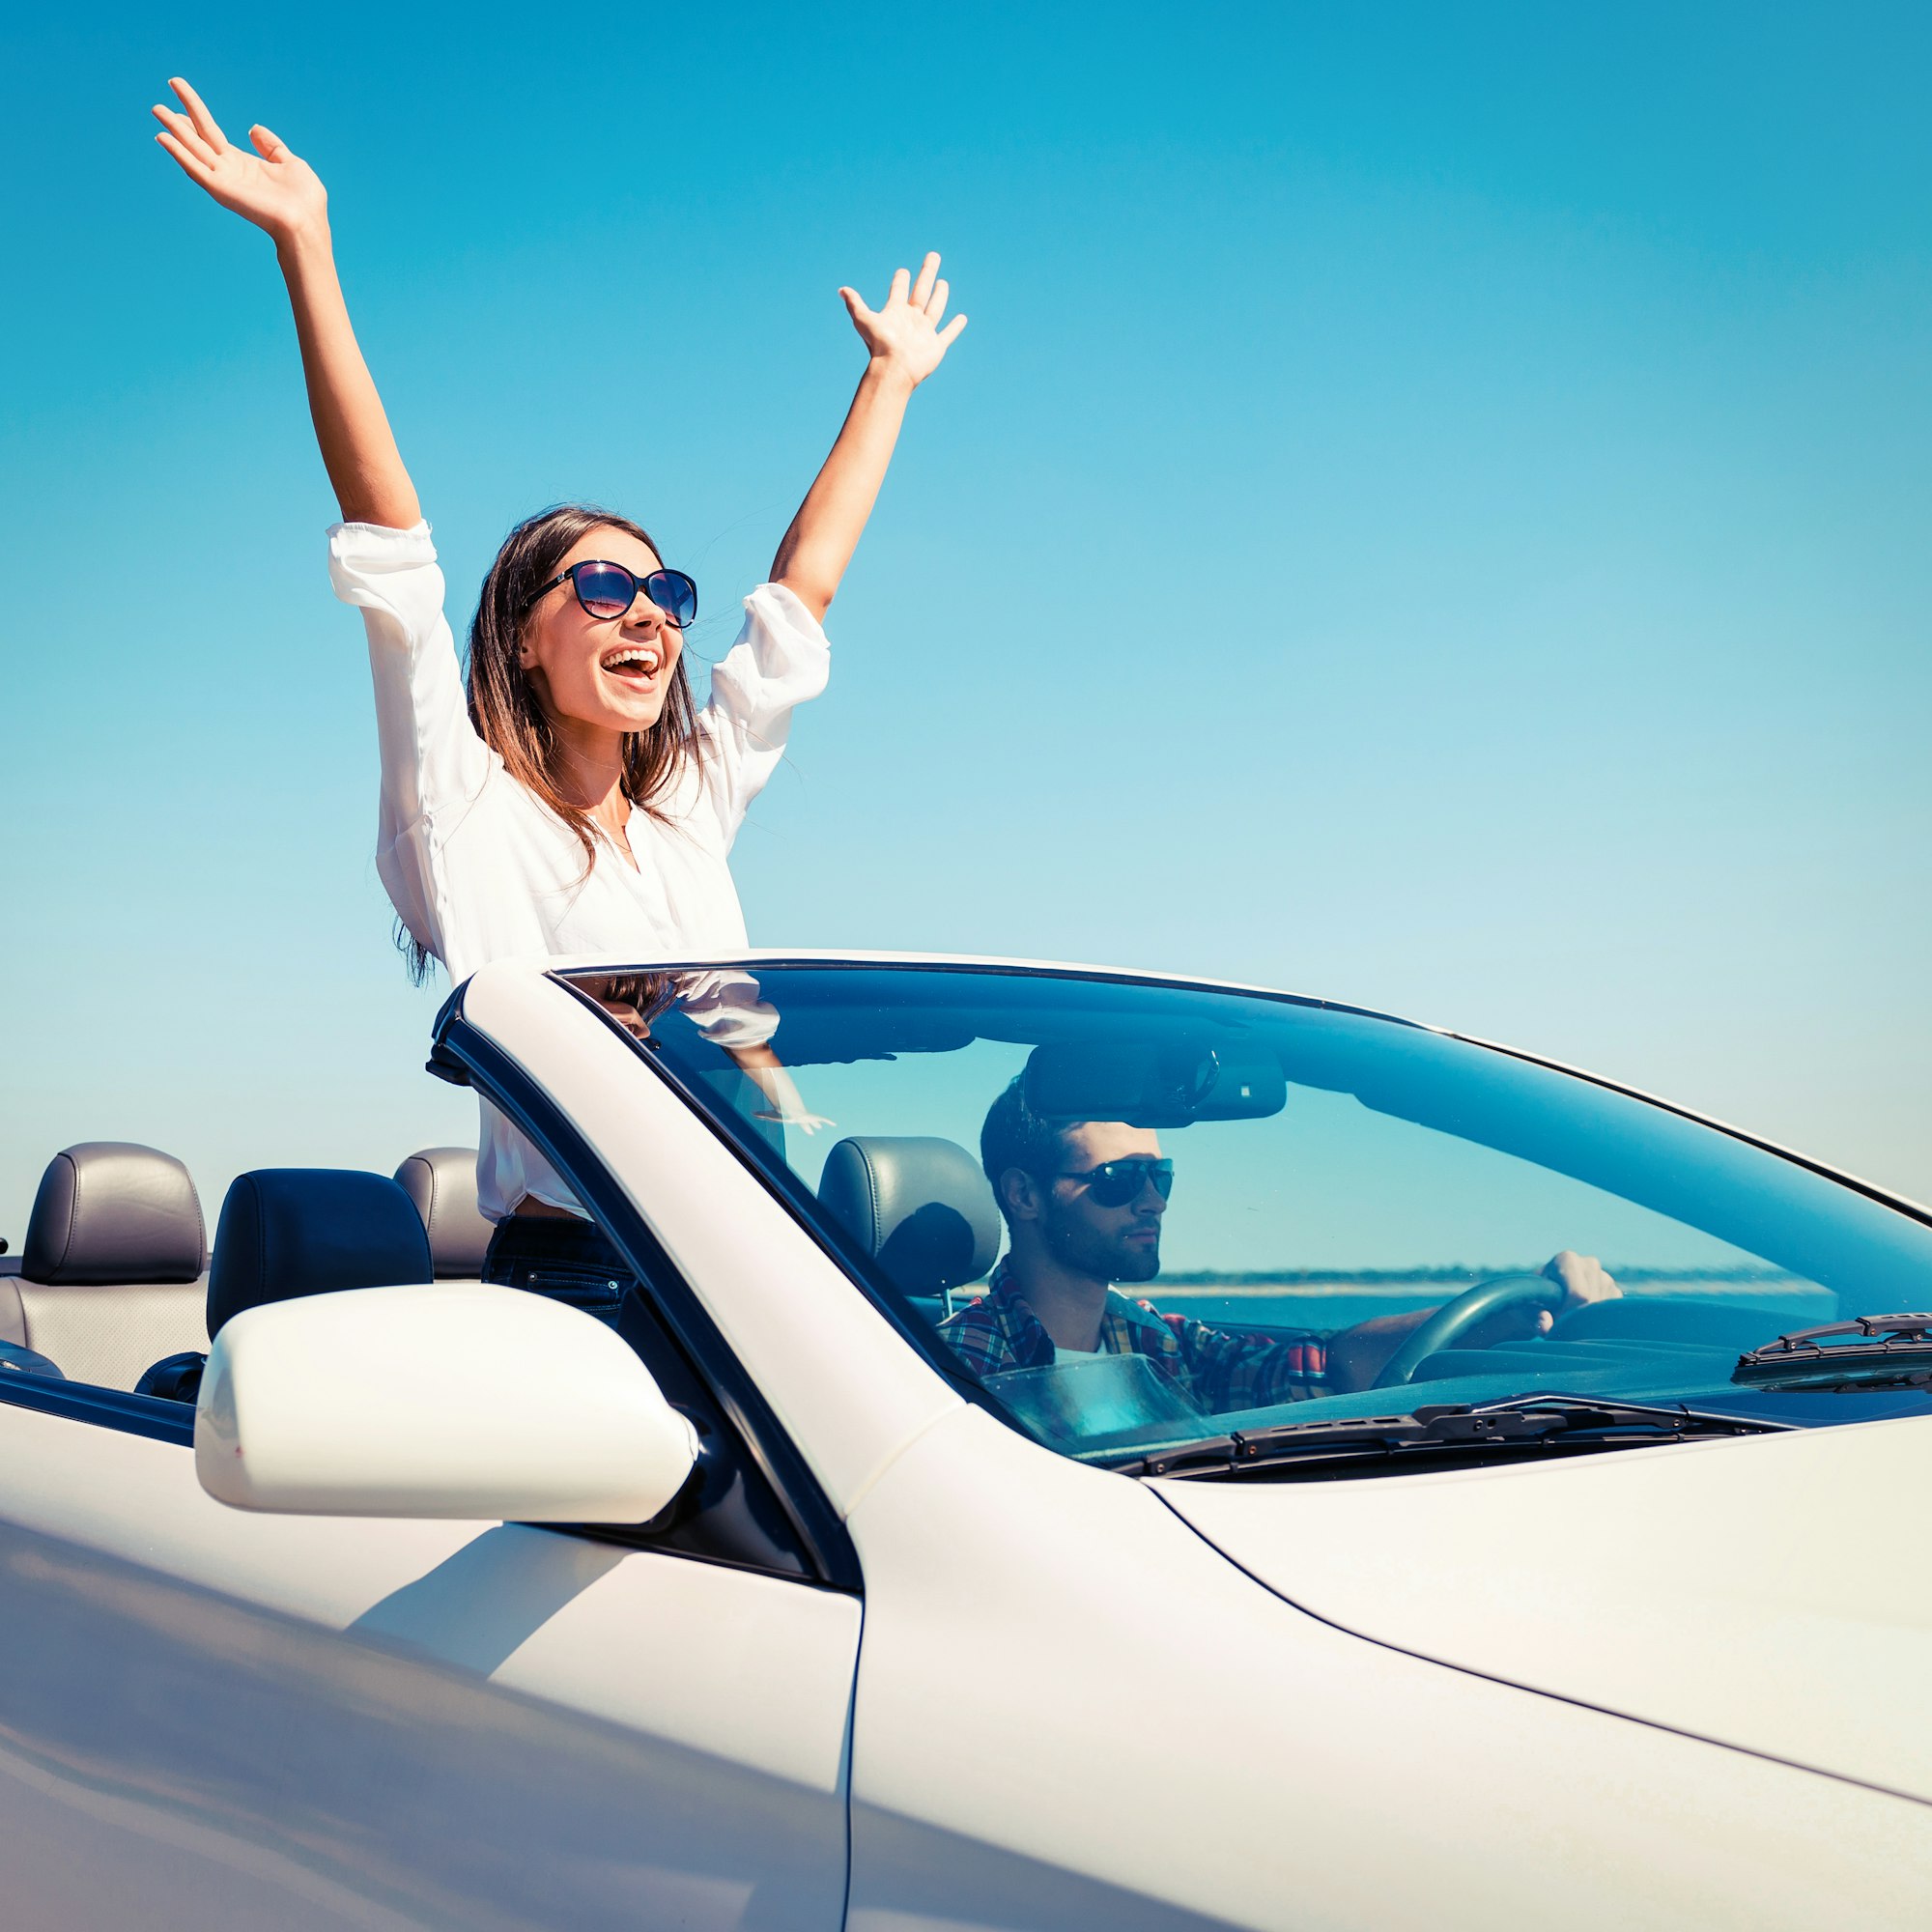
[
  {"xmin": 528, "ymin": 559, "xmax": 698, "ymax": 629},
  {"xmin": 1058, "ymin": 1157, "xmax": 1175, "ymax": 1208}
]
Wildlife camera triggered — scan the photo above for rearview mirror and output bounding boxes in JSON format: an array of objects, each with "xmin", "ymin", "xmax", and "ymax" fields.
[
  {"xmin": 195, "ymin": 1284, "xmax": 698, "ymax": 1523},
  {"xmin": 1024, "ymin": 1040, "xmax": 1287, "ymax": 1127}
]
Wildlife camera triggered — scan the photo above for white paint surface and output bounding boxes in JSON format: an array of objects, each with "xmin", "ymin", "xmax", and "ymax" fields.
[
  {"xmin": 196, "ymin": 1282, "xmax": 697, "ymax": 1521},
  {"xmin": 843, "ymin": 1403, "xmax": 1932, "ymax": 1931},
  {"xmin": 0, "ymin": 1401, "xmax": 859, "ymax": 1927},
  {"xmin": 1156, "ymin": 1410, "xmax": 1932, "ymax": 1803}
]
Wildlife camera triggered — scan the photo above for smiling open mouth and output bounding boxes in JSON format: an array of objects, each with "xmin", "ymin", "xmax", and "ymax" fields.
[{"xmin": 600, "ymin": 645, "xmax": 662, "ymax": 682}]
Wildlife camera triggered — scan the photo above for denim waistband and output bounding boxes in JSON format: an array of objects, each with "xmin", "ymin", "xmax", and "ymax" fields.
[{"xmin": 482, "ymin": 1215, "xmax": 637, "ymax": 1321}]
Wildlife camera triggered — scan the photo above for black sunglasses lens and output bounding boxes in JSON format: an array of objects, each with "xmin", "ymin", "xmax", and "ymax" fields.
[
  {"xmin": 1090, "ymin": 1160, "xmax": 1173, "ymax": 1207},
  {"xmin": 574, "ymin": 564, "xmax": 637, "ymax": 619},
  {"xmin": 648, "ymin": 570, "xmax": 697, "ymax": 628}
]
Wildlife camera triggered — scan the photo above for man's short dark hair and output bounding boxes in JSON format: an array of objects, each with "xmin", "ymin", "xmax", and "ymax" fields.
[{"xmin": 980, "ymin": 1074, "xmax": 1068, "ymax": 1225}]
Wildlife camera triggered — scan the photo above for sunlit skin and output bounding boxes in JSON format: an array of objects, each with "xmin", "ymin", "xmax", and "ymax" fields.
[
  {"xmin": 997, "ymin": 1121, "xmax": 1621, "ymax": 1391},
  {"xmin": 517, "ymin": 527, "xmax": 687, "ymax": 863},
  {"xmin": 151, "ymin": 72, "xmax": 966, "ymax": 869},
  {"xmin": 998, "ymin": 1123, "xmax": 1171, "ymax": 1352},
  {"xmin": 152, "ymin": 73, "xmax": 952, "ymax": 1172}
]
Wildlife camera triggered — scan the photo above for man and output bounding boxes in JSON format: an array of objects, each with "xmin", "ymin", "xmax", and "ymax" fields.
[{"xmin": 939, "ymin": 1075, "xmax": 1620, "ymax": 1406}]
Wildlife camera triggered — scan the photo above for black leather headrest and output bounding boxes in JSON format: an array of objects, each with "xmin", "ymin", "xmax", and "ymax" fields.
[
  {"xmin": 818, "ymin": 1137, "xmax": 1000, "ymax": 1295},
  {"xmin": 207, "ymin": 1170, "xmax": 434, "ymax": 1339},
  {"xmin": 393, "ymin": 1147, "xmax": 494, "ymax": 1278},
  {"xmin": 24, "ymin": 1143, "xmax": 206, "ymax": 1286}
]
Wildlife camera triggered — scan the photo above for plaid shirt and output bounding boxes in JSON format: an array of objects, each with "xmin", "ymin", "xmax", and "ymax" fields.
[{"xmin": 938, "ymin": 1260, "xmax": 1330, "ymax": 1411}]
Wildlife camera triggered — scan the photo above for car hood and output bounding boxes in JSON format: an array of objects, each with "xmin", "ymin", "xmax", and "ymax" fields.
[{"xmin": 1153, "ymin": 1411, "xmax": 1932, "ymax": 1803}]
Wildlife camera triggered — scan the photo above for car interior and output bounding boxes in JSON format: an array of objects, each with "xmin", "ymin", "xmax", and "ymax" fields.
[
  {"xmin": 0, "ymin": 1142, "xmax": 497, "ymax": 1398},
  {"xmin": 800, "ymin": 1133, "xmax": 1839, "ymax": 1423},
  {"xmin": 815, "ymin": 1135, "xmax": 1002, "ymax": 1326},
  {"xmin": 0, "ymin": 1128, "xmax": 998, "ymax": 1394},
  {"xmin": 0, "ymin": 1128, "xmax": 1853, "ymax": 1428},
  {"xmin": 0, "ymin": 1126, "xmax": 1012, "ymax": 1418}
]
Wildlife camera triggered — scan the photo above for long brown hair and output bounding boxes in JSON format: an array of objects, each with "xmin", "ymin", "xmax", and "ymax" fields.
[{"xmin": 397, "ymin": 504, "xmax": 705, "ymax": 982}]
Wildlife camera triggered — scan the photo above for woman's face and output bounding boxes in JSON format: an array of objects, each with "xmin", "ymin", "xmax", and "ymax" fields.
[{"xmin": 518, "ymin": 526, "xmax": 685, "ymax": 737}]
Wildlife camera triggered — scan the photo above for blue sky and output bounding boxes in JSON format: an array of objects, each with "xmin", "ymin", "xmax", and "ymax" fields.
[{"xmin": 2, "ymin": 2, "xmax": 1927, "ymax": 1238}]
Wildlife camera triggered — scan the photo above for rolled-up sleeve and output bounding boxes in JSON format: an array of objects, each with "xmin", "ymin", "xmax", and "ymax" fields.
[
  {"xmin": 697, "ymin": 582, "xmax": 831, "ymax": 842},
  {"xmin": 327, "ymin": 520, "xmax": 493, "ymax": 967},
  {"xmin": 1176, "ymin": 1316, "xmax": 1333, "ymax": 1407}
]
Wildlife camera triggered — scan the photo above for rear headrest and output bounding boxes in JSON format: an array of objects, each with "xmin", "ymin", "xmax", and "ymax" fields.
[
  {"xmin": 207, "ymin": 1169, "xmax": 433, "ymax": 1339},
  {"xmin": 393, "ymin": 1147, "xmax": 494, "ymax": 1278},
  {"xmin": 23, "ymin": 1143, "xmax": 206, "ymax": 1286},
  {"xmin": 818, "ymin": 1137, "xmax": 1000, "ymax": 1296}
]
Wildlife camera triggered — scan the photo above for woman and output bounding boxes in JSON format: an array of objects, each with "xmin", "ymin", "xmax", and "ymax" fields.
[{"xmin": 154, "ymin": 77, "xmax": 966, "ymax": 1306}]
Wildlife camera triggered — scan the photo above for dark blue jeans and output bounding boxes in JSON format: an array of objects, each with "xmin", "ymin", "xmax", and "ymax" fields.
[{"xmin": 481, "ymin": 1214, "xmax": 639, "ymax": 1325}]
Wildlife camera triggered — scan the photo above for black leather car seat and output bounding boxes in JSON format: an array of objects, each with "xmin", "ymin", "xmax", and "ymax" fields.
[
  {"xmin": 205, "ymin": 1168, "xmax": 435, "ymax": 1340},
  {"xmin": 393, "ymin": 1147, "xmax": 495, "ymax": 1280},
  {"xmin": 6, "ymin": 1144, "xmax": 209, "ymax": 1388},
  {"xmin": 817, "ymin": 1136, "xmax": 1002, "ymax": 1323},
  {"xmin": 138, "ymin": 1168, "xmax": 437, "ymax": 1404}
]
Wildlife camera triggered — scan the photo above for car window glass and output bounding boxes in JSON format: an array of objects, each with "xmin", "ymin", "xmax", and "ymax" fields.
[{"xmin": 569, "ymin": 966, "xmax": 1932, "ymax": 1463}]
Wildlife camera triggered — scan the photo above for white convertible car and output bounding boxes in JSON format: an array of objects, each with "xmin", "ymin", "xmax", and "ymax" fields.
[{"xmin": 2, "ymin": 953, "xmax": 1928, "ymax": 1930}]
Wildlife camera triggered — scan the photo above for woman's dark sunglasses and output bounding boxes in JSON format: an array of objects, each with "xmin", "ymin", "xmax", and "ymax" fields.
[
  {"xmin": 1059, "ymin": 1157, "xmax": 1176, "ymax": 1208},
  {"xmin": 528, "ymin": 559, "xmax": 697, "ymax": 629}
]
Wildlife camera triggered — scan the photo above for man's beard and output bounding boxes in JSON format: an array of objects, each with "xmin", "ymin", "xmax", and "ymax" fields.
[{"xmin": 1047, "ymin": 1214, "xmax": 1161, "ymax": 1286}]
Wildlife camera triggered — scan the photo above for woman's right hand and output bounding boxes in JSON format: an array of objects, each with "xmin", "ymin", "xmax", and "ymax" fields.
[
  {"xmin": 151, "ymin": 76, "xmax": 418, "ymax": 528},
  {"xmin": 152, "ymin": 78, "xmax": 327, "ymax": 248}
]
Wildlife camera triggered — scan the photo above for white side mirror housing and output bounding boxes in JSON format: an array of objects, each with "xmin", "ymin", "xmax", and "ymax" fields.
[{"xmin": 195, "ymin": 1283, "xmax": 698, "ymax": 1522}]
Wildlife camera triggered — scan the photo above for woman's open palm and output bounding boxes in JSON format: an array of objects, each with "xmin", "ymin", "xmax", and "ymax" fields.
[
  {"xmin": 839, "ymin": 253, "xmax": 968, "ymax": 387},
  {"xmin": 152, "ymin": 78, "xmax": 325, "ymax": 243}
]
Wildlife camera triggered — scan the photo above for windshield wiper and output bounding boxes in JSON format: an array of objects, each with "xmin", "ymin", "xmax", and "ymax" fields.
[
  {"xmin": 1734, "ymin": 1313, "xmax": 1932, "ymax": 1390},
  {"xmin": 1110, "ymin": 1393, "xmax": 1785, "ymax": 1479}
]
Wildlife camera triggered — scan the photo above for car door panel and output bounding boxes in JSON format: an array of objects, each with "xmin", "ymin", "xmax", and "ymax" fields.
[
  {"xmin": 844, "ymin": 1405, "xmax": 1932, "ymax": 1932},
  {"xmin": 0, "ymin": 1401, "xmax": 858, "ymax": 1931}
]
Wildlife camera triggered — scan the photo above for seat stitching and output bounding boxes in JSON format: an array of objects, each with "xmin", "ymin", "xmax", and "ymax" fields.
[
  {"xmin": 859, "ymin": 1144, "xmax": 883, "ymax": 1251},
  {"xmin": 58, "ymin": 1153, "xmax": 78, "ymax": 1273}
]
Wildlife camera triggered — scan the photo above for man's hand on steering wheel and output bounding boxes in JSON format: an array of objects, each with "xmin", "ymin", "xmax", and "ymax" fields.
[
  {"xmin": 1458, "ymin": 1251, "xmax": 1620, "ymax": 1349},
  {"xmin": 1330, "ymin": 1252, "xmax": 1624, "ymax": 1390},
  {"xmin": 1540, "ymin": 1250, "xmax": 1621, "ymax": 1325}
]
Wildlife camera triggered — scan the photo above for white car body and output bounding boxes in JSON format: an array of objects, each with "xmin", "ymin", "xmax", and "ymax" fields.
[{"xmin": 1, "ymin": 952, "xmax": 1926, "ymax": 1930}]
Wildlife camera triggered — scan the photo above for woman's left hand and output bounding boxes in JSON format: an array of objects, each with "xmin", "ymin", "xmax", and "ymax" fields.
[
  {"xmin": 769, "ymin": 252, "xmax": 968, "ymax": 613},
  {"xmin": 839, "ymin": 252, "xmax": 968, "ymax": 386}
]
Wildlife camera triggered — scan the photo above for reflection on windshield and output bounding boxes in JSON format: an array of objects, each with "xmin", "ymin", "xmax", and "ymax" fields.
[
  {"xmin": 574, "ymin": 965, "xmax": 1932, "ymax": 1460},
  {"xmin": 987, "ymin": 1354, "xmax": 1203, "ymax": 1445}
]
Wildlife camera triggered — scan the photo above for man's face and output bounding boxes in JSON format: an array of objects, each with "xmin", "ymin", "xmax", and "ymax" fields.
[{"xmin": 1033, "ymin": 1121, "xmax": 1169, "ymax": 1285}]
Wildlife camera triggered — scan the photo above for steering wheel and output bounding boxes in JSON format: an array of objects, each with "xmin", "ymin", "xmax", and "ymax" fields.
[{"xmin": 1370, "ymin": 1273, "xmax": 1566, "ymax": 1391}]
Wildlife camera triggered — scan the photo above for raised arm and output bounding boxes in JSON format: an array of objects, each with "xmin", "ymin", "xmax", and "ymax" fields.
[
  {"xmin": 770, "ymin": 252, "xmax": 967, "ymax": 620},
  {"xmin": 152, "ymin": 78, "xmax": 419, "ymax": 530}
]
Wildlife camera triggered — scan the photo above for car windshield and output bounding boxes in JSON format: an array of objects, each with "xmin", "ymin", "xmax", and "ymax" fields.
[{"xmin": 563, "ymin": 963, "xmax": 1932, "ymax": 1465}]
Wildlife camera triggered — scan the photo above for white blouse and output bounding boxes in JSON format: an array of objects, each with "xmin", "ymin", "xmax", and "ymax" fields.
[{"xmin": 328, "ymin": 519, "xmax": 830, "ymax": 1222}]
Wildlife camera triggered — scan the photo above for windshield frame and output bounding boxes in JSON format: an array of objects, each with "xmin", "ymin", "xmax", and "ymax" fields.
[{"xmin": 551, "ymin": 953, "xmax": 1932, "ymax": 1226}]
